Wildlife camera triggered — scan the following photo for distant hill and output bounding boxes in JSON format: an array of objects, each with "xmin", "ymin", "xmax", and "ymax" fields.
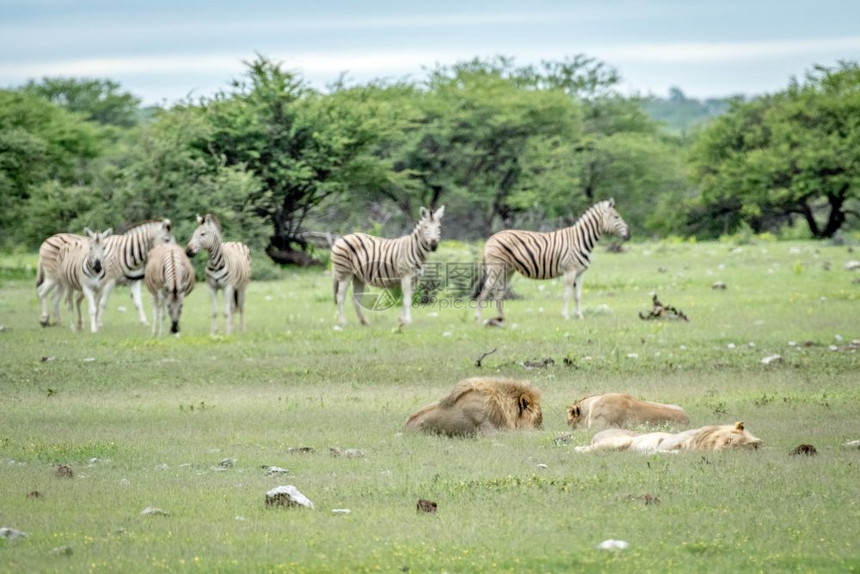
[{"xmin": 640, "ymin": 87, "xmax": 742, "ymax": 135}]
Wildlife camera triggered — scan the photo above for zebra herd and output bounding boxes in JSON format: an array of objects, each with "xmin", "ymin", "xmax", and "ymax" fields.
[
  {"xmin": 35, "ymin": 214, "xmax": 251, "ymax": 336},
  {"xmin": 34, "ymin": 199, "xmax": 628, "ymax": 334},
  {"xmin": 333, "ymin": 199, "xmax": 630, "ymax": 327}
]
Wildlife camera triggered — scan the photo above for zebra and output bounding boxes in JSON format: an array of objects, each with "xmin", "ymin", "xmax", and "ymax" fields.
[
  {"xmin": 35, "ymin": 218, "xmax": 174, "ymax": 328},
  {"xmin": 101, "ymin": 218, "xmax": 176, "ymax": 327},
  {"xmin": 185, "ymin": 213, "xmax": 251, "ymax": 335},
  {"xmin": 474, "ymin": 199, "xmax": 630, "ymax": 323},
  {"xmin": 37, "ymin": 232, "xmax": 86, "ymax": 327},
  {"xmin": 144, "ymin": 243, "xmax": 196, "ymax": 336},
  {"xmin": 330, "ymin": 205, "xmax": 445, "ymax": 327},
  {"xmin": 57, "ymin": 227, "xmax": 113, "ymax": 333}
]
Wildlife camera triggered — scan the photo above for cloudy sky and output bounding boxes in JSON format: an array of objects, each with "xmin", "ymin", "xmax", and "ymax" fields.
[{"xmin": 2, "ymin": 0, "xmax": 858, "ymax": 105}]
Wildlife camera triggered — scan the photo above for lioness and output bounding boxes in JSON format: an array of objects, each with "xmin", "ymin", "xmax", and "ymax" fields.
[
  {"xmin": 567, "ymin": 393, "xmax": 689, "ymax": 430},
  {"xmin": 574, "ymin": 421, "xmax": 762, "ymax": 453},
  {"xmin": 406, "ymin": 377, "xmax": 543, "ymax": 437}
]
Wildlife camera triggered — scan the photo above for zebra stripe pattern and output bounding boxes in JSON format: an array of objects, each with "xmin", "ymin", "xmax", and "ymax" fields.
[
  {"xmin": 102, "ymin": 218, "xmax": 175, "ymax": 326},
  {"xmin": 37, "ymin": 232, "xmax": 85, "ymax": 326},
  {"xmin": 57, "ymin": 227, "xmax": 113, "ymax": 333},
  {"xmin": 145, "ymin": 243, "xmax": 196, "ymax": 335},
  {"xmin": 330, "ymin": 205, "xmax": 445, "ymax": 327},
  {"xmin": 35, "ymin": 218, "xmax": 174, "ymax": 328},
  {"xmin": 185, "ymin": 213, "xmax": 251, "ymax": 335},
  {"xmin": 474, "ymin": 199, "xmax": 630, "ymax": 323}
]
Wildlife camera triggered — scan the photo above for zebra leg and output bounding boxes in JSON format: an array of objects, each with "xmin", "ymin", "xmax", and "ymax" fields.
[
  {"xmin": 335, "ymin": 277, "xmax": 350, "ymax": 326},
  {"xmin": 236, "ymin": 287, "xmax": 246, "ymax": 333},
  {"xmin": 95, "ymin": 278, "xmax": 116, "ymax": 329},
  {"xmin": 562, "ymin": 270, "xmax": 575, "ymax": 320},
  {"xmin": 224, "ymin": 285, "xmax": 236, "ymax": 335},
  {"xmin": 399, "ymin": 275, "xmax": 414, "ymax": 326},
  {"xmin": 129, "ymin": 280, "xmax": 149, "ymax": 325},
  {"xmin": 37, "ymin": 277, "xmax": 57, "ymax": 326},
  {"xmin": 70, "ymin": 290, "xmax": 84, "ymax": 332},
  {"xmin": 83, "ymin": 286, "xmax": 100, "ymax": 333},
  {"xmin": 150, "ymin": 293, "xmax": 160, "ymax": 336},
  {"xmin": 208, "ymin": 284, "xmax": 220, "ymax": 335},
  {"xmin": 573, "ymin": 271, "xmax": 585, "ymax": 319},
  {"xmin": 351, "ymin": 278, "xmax": 370, "ymax": 326}
]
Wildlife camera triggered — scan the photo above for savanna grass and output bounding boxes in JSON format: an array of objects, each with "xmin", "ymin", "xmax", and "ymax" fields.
[{"xmin": 0, "ymin": 239, "xmax": 859, "ymax": 572}]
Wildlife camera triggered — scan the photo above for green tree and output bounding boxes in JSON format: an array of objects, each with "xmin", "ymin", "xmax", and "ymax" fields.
[
  {"xmin": 198, "ymin": 55, "xmax": 392, "ymax": 264},
  {"xmin": 0, "ymin": 89, "xmax": 103, "ymax": 247},
  {"xmin": 22, "ymin": 77, "xmax": 141, "ymax": 128},
  {"xmin": 690, "ymin": 62, "xmax": 860, "ymax": 238}
]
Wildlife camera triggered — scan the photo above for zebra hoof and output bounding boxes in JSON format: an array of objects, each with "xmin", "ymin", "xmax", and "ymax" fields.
[{"xmin": 485, "ymin": 317, "xmax": 505, "ymax": 328}]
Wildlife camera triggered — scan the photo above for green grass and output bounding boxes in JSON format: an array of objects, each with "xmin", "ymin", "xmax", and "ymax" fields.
[{"xmin": 1, "ymin": 239, "xmax": 859, "ymax": 572}]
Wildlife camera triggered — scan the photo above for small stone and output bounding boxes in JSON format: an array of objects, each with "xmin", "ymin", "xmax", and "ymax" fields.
[
  {"xmin": 536, "ymin": 463, "xmax": 548, "ymax": 470},
  {"xmin": 789, "ymin": 444, "xmax": 817, "ymax": 456},
  {"xmin": 140, "ymin": 506, "xmax": 168, "ymax": 517},
  {"xmin": 50, "ymin": 545, "xmax": 73, "ymax": 556},
  {"xmin": 265, "ymin": 485, "xmax": 314, "ymax": 509},
  {"xmin": 842, "ymin": 440, "xmax": 860, "ymax": 450},
  {"xmin": 760, "ymin": 355, "xmax": 783, "ymax": 365},
  {"xmin": 711, "ymin": 281, "xmax": 727, "ymax": 289},
  {"xmin": 332, "ymin": 509, "xmax": 352, "ymax": 515},
  {"xmin": 219, "ymin": 458, "xmax": 236, "ymax": 468},
  {"xmin": 844, "ymin": 260, "xmax": 860, "ymax": 271},
  {"xmin": 416, "ymin": 499, "xmax": 437, "ymax": 513},
  {"xmin": 597, "ymin": 539, "xmax": 629, "ymax": 550},
  {"xmin": 55, "ymin": 464, "xmax": 74, "ymax": 478},
  {"xmin": 41, "ymin": 356, "xmax": 56, "ymax": 362},
  {"xmin": 288, "ymin": 447, "xmax": 315, "ymax": 454},
  {"xmin": 0, "ymin": 527, "xmax": 27, "ymax": 541},
  {"xmin": 265, "ymin": 466, "xmax": 289, "ymax": 476}
]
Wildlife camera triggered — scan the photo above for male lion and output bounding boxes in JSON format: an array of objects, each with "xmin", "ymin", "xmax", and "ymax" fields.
[
  {"xmin": 574, "ymin": 421, "xmax": 762, "ymax": 454},
  {"xmin": 406, "ymin": 377, "xmax": 543, "ymax": 437},
  {"xmin": 566, "ymin": 393, "xmax": 689, "ymax": 430}
]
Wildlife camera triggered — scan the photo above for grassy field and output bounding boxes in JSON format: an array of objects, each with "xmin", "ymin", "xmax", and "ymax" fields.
[{"xmin": 1, "ymin": 238, "xmax": 859, "ymax": 573}]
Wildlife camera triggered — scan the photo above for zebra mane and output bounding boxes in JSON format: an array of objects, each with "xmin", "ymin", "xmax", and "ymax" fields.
[{"xmin": 116, "ymin": 218, "xmax": 170, "ymax": 235}]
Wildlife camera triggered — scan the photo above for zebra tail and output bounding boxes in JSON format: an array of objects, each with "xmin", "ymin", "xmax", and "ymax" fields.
[
  {"xmin": 233, "ymin": 288, "xmax": 240, "ymax": 309},
  {"xmin": 332, "ymin": 275, "xmax": 339, "ymax": 305},
  {"xmin": 36, "ymin": 260, "xmax": 45, "ymax": 288}
]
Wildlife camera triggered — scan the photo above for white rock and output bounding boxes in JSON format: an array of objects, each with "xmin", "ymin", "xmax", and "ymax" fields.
[
  {"xmin": 332, "ymin": 509, "xmax": 352, "ymax": 515},
  {"xmin": 760, "ymin": 355, "xmax": 783, "ymax": 365},
  {"xmin": 536, "ymin": 463, "xmax": 548, "ymax": 470},
  {"xmin": 842, "ymin": 440, "xmax": 860, "ymax": 450},
  {"xmin": 0, "ymin": 527, "xmax": 27, "ymax": 541},
  {"xmin": 332, "ymin": 325, "xmax": 343, "ymax": 332},
  {"xmin": 265, "ymin": 485, "xmax": 314, "ymax": 509},
  {"xmin": 845, "ymin": 260, "xmax": 860, "ymax": 271},
  {"xmin": 265, "ymin": 466, "xmax": 290, "ymax": 476},
  {"xmin": 597, "ymin": 539, "xmax": 629, "ymax": 550},
  {"xmin": 140, "ymin": 506, "xmax": 168, "ymax": 517}
]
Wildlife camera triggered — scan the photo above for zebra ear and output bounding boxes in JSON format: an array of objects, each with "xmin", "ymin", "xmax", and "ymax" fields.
[
  {"xmin": 102, "ymin": 228, "xmax": 113, "ymax": 239},
  {"xmin": 163, "ymin": 219, "xmax": 172, "ymax": 232},
  {"xmin": 419, "ymin": 207, "xmax": 429, "ymax": 220},
  {"xmin": 84, "ymin": 227, "xmax": 95, "ymax": 238},
  {"xmin": 608, "ymin": 198, "xmax": 615, "ymax": 207},
  {"xmin": 433, "ymin": 205, "xmax": 445, "ymax": 220},
  {"xmin": 196, "ymin": 214, "xmax": 204, "ymax": 225}
]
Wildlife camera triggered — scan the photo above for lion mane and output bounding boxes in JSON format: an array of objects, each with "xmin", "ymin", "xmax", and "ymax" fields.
[
  {"xmin": 575, "ymin": 421, "xmax": 762, "ymax": 453},
  {"xmin": 566, "ymin": 393, "xmax": 689, "ymax": 430},
  {"xmin": 406, "ymin": 377, "xmax": 543, "ymax": 437}
]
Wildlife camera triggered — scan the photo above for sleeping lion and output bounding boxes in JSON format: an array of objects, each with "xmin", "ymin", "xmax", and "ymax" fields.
[
  {"xmin": 567, "ymin": 392, "xmax": 689, "ymax": 430},
  {"xmin": 574, "ymin": 421, "xmax": 762, "ymax": 453},
  {"xmin": 406, "ymin": 377, "xmax": 543, "ymax": 437}
]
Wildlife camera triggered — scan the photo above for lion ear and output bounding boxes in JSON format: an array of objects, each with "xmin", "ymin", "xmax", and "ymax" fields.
[
  {"xmin": 734, "ymin": 421, "xmax": 745, "ymax": 431},
  {"xmin": 567, "ymin": 405, "xmax": 579, "ymax": 417},
  {"xmin": 518, "ymin": 395, "xmax": 532, "ymax": 413}
]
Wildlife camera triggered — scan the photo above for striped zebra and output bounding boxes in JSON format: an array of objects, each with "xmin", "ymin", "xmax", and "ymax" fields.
[
  {"xmin": 185, "ymin": 213, "xmax": 251, "ymax": 335},
  {"xmin": 35, "ymin": 218, "xmax": 174, "ymax": 328},
  {"xmin": 474, "ymin": 199, "xmax": 630, "ymax": 323},
  {"xmin": 145, "ymin": 243, "xmax": 196, "ymax": 335},
  {"xmin": 330, "ymin": 205, "xmax": 445, "ymax": 327},
  {"xmin": 57, "ymin": 228, "xmax": 113, "ymax": 333}
]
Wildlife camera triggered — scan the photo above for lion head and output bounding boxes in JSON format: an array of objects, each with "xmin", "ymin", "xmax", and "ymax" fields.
[
  {"xmin": 406, "ymin": 377, "xmax": 543, "ymax": 437},
  {"xmin": 681, "ymin": 421, "xmax": 762, "ymax": 451}
]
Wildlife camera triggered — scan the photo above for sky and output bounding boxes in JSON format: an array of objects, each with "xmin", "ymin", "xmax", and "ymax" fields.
[{"xmin": 2, "ymin": 0, "xmax": 859, "ymax": 106}]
